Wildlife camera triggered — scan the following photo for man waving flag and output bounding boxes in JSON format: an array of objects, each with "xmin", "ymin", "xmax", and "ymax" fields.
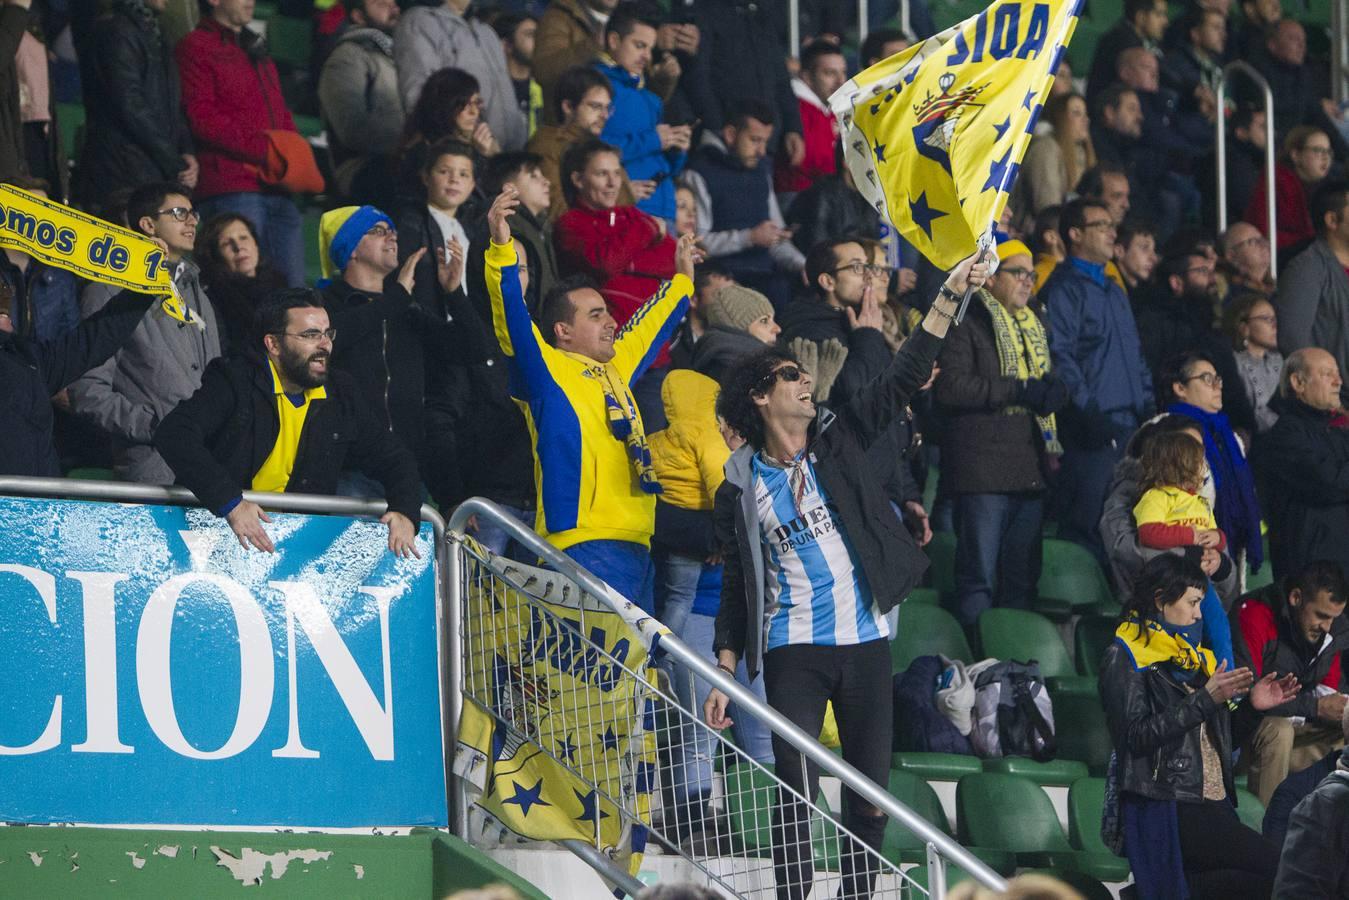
[{"xmin": 830, "ymin": 0, "xmax": 1081, "ymax": 270}]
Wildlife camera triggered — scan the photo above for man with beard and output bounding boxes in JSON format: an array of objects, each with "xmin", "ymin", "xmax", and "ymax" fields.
[{"xmin": 155, "ymin": 289, "xmax": 423, "ymax": 558}]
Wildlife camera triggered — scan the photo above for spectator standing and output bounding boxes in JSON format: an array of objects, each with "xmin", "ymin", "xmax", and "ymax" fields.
[
  {"xmin": 68, "ymin": 183, "xmax": 221, "ymax": 484},
  {"xmin": 596, "ymin": 3, "xmax": 688, "ymax": 225},
  {"xmin": 479, "ymin": 151, "xmax": 558, "ymax": 312},
  {"xmin": 784, "ymin": 149, "xmax": 882, "ymax": 256},
  {"xmin": 1112, "ymin": 220, "xmax": 1157, "ymax": 300},
  {"xmin": 705, "ymin": 254, "xmax": 989, "ymax": 900},
  {"xmin": 527, "ymin": 65, "xmax": 635, "ymax": 220},
  {"xmin": 486, "ymin": 185, "xmax": 697, "ymax": 611},
  {"xmin": 1198, "ymin": 106, "xmax": 1268, "ymax": 229},
  {"xmin": 1226, "ymin": 295, "xmax": 1283, "ymax": 433},
  {"xmin": 1232, "ymin": 561, "xmax": 1349, "ymax": 804},
  {"xmin": 859, "ymin": 26, "xmax": 908, "ymax": 70},
  {"xmin": 935, "ymin": 239, "xmax": 1068, "ymax": 627},
  {"xmin": 177, "ymin": 0, "xmax": 306, "ymax": 287},
  {"xmin": 1086, "ymin": 0, "xmax": 1168, "ymax": 102},
  {"xmin": 395, "ymin": 138, "xmax": 473, "ymax": 315},
  {"xmin": 1221, "ymin": 220, "xmax": 1275, "ymax": 304},
  {"xmin": 1275, "ymin": 182, "xmax": 1349, "ymax": 398},
  {"xmin": 1161, "ymin": 8, "xmax": 1224, "ymax": 131},
  {"xmin": 533, "ymin": 0, "xmax": 613, "ymax": 122},
  {"xmin": 689, "ymin": 283, "xmax": 781, "ymax": 383},
  {"xmin": 0, "ymin": 176, "xmax": 79, "ymax": 343},
  {"xmin": 317, "ymin": 0, "xmax": 403, "ymax": 206},
  {"xmin": 154, "ymin": 290, "xmax": 423, "ymax": 559},
  {"xmin": 0, "ymin": 288, "xmax": 156, "ymax": 476},
  {"xmin": 1253, "ymin": 20, "xmax": 1329, "ymax": 144},
  {"xmin": 0, "ymin": 0, "xmax": 31, "ymax": 181},
  {"xmin": 196, "ymin": 213, "xmax": 288, "ymax": 355},
  {"xmin": 76, "ymin": 0, "xmax": 196, "ymax": 214},
  {"xmin": 492, "ymin": 13, "xmax": 541, "ymax": 139},
  {"xmin": 394, "ymin": 0, "xmax": 527, "ymax": 152},
  {"xmin": 1030, "ymin": 205, "xmax": 1066, "ymax": 293},
  {"xmin": 1254, "ymin": 348, "xmax": 1349, "ymax": 579},
  {"xmin": 1018, "ymin": 92, "xmax": 1096, "ymax": 216},
  {"xmin": 1273, "ymin": 707, "xmax": 1349, "ymax": 898},
  {"xmin": 1232, "ymin": 0, "xmax": 1280, "ymax": 60},
  {"xmin": 682, "ymin": 99, "xmax": 803, "ymax": 311},
  {"xmin": 1245, "ymin": 126, "xmax": 1332, "ymax": 264},
  {"xmin": 1044, "ymin": 199, "xmax": 1153, "ymax": 558},
  {"xmin": 773, "ymin": 40, "xmax": 845, "ymax": 198},
  {"xmin": 1076, "ymin": 162, "xmax": 1133, "ymax": 227},
  {"xmin": 398, "ymin": 68, "xmax": 500, "ymax": 210}
]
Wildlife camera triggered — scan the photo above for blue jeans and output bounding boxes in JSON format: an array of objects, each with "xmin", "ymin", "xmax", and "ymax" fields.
[
  {"xmin": 563, "ymin": 539, "xmax": 655, "ymax": 613},
  {"xmin": 198, "ymin": 192, "xmax": 306, "ymax": 288},
  {"xmin": 471, "ymin": 502, "xmax": 536, "ymax": 561},
  {"xmin": 658, "ymin": 553, "xmax": 774, "ymax": 804},
  {"xmin": 952, "ymin": 492, "xmax": 1044, "ymax": 628},
  {"xmin": 1056, "ymin": 440, "xmax": 1128, "ymax": 564}
]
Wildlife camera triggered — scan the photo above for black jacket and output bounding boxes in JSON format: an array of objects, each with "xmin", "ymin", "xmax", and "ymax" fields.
[
  {"xmin": 713, "ymin": 327, "xmax": 940, "ymax": 677},
  {"xmin": 1231, "ymin": 581, "xmax": 1349, "ymax": 721},
  {"xmin": 690, "ymin": 326, "xmax": 767, "ymax": 384},
  {"xmin": 153, "ymin": 354, "xmax": 423, "ymax": 522},
  {"xmin": 933, "ymin": 296, "xmax": 1054, "ymax": 495},
  {"xmin": 76, "ymin": 7, "xmax": 193, "ymax": 210},
  {"xmin": 1099, "ymin": 637, "xmax": 1262, "ymax": 803},
  {"xmin": 0, "ymin": 291, "xmax": 154, "ymax": 477},
  {"xmin": 1253, "ymin": 396, "xmax": 1349, "ymax": 579},
  {"xmin": 200, "ymin": 265, "xmax": 289, "ymax": 356},
  {"xmin": 1273, "ymin": 766, "xmax": 1349, "ymax": 898},
  {"xmin": 786, "ymin": 175, "xmax": 882, "ymax": 257}
]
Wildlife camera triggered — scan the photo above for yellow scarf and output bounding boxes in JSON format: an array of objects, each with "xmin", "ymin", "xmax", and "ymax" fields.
[
  {"xmin": 1114, "ymin": 617, "xmax": 1216, "ymax": 678},
  {"xmin": 980, "ymin": 289, "xmax": 1060, "ymax": 455}
]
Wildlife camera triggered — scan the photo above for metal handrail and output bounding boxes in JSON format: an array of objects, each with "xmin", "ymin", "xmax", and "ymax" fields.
[
  {"xmin": 0, "ymin": 475, "xmax": 457, "ymax": 826},
  {"xmin": 1215, "ymin": 60, "xmax": 1278, "ymax": 279},
  {"xmin": 447, "ymin": 497, "xmax": 1009, "ymax": 893}
]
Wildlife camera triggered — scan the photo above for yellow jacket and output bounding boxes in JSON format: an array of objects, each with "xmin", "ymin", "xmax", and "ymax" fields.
[
  {"xmin": 486, "ymin": 239, "xmax": 692, "ymax": 549},
  {"xmin": 649, "ymin": 370, "xmax": 728, "ymax": 511}
]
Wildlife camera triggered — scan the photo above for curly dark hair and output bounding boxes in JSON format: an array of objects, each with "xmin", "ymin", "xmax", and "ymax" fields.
[
  {"xmin": 715, "ymin": 346, "xmax": 800, "ymax": 450},
  {"xmin": 1118, "ymin": 554, "xmax": 1208, "ymax": 644}
]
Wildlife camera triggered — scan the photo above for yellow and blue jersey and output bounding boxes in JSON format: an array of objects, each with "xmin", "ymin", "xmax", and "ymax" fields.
[{"xmin": 485, "ymin": 240, "xmax": 691, "ymax": 550}]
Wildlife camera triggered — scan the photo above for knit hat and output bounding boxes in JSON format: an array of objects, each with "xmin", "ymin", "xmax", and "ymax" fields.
[
  {"xmin": 705, "ymin": 284, "xmax": 774, "ymax": 333},
  {"xmin": 995, "ymin": 237, "xmax": 1033, "ymax": 263},
  {"xmin": 318, "ymin": 205, "xmax": 394, "ymax": 282}
]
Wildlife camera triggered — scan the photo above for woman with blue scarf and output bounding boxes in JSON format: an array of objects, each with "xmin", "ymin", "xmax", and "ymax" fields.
[
  {"xmin": 1158, "ymin": 351, "xmax": 1265, "ymax": 581},
  {"xmin": 1100, "ymin": 555, "xmax": 1298, "ymax": 899}
]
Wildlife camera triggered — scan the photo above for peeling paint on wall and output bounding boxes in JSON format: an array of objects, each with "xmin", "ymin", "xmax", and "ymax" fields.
[
  {"xmin": 210, "ymin": 846, "xmax": 334, "ymax": 885},
  {"xmin": 156, "ymin": 845, "xmax": 180, "ymax": 859},
  {"xmin": 353, "ymin": 864, "xmax": 365, "ymax": 880},
  {"xmin": 127, "ymin": 852, "xmax": 146, "ymax": 870},
  {"xmin": 27, "ymin": 851, "xmax": 43, "ymax": 867}
]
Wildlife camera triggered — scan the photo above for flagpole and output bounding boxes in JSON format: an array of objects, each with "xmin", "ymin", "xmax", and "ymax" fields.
[{"xmin": 953, "ymin": 284, "xmax": 975, "ymax": 326}]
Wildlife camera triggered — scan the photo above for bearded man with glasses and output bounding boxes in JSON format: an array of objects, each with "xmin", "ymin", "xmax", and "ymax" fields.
[
  {"xmin": 156, "ymin": 289, "xmax": 423, "ymax": 559},
  {"xmin": 69, "ymin": 181, "xmax": 222, "ymax": 485},
  {"xmin": 706, "ymin": 252, "xmax": 988, "ymax": 900}
]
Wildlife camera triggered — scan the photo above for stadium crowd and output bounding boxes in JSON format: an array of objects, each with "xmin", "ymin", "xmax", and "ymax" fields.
[{"xmin": 3, "ymin": 0, "xmax": 1349, "ymax": 895}]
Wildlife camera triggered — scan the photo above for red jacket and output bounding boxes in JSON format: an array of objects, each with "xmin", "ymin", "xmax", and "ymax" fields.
[
  {"xmin": 774, "ymin": 79, "xmax": 838, "ymax": 194},
  {"xmin": 176, "ymin": 19, "xmax": 296, "ymax": 198},
  {"xmin": 554, "ymin": 204, "xmax": 677, "ymax": 365},
  {"xmin": 1245, "ymin": 163, "xmax": 1314, "ymax": 253},
  {"xmin": 1233, "ymin": 584, "xmax": 1346, "ymax": 721}
]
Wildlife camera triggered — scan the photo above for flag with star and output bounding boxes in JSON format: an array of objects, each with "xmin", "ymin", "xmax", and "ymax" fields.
[
  {"xmin": 829, "ymin": 0, "xmax": 1082, "ymax": 269},
  {"xmin": 453, "ymin": 545, "xmax": 667, "ymax": 891}
]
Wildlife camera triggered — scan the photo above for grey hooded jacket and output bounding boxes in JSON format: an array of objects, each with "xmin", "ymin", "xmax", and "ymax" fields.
[{"xmin": 68, "ymin": 260, "xmax": 221, "ymax": 484}]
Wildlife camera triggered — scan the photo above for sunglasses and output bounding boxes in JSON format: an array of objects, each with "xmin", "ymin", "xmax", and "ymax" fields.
[{"xmin": 756, "ymin": 364, "xmax": 808, "ymax": 392}]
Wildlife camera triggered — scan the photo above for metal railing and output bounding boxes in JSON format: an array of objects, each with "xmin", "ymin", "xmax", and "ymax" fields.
[
  {"xmin": 1334, "ymin": 0, "xmax": 1347, "ymax": 107},
  {"xmin": 447, "ymin": 498, "xmax": 1009, "ymax": 898},
  {"xmin": 1215, "ymin": 61, "xmax": 1278, "ymax": 278}
]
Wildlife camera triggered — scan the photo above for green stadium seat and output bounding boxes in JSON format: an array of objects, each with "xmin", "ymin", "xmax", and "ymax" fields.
[
  {"xmin": 892, "ymin": 603, "xmax": 973, "ymax": 673},
  {"xmin": 892, "ymin": 751, "xmax": 984, "ymax": 782},
  {"xmin": 981, "ymin": 756, "xmax": 1089, "ymax": 787},
  {"xmin": 293, "ymin": 114, "xmax": 324, "ymax": 138},
  {"xmin": 1050, "ymin": 691, "xmax": 1113, "ymax": 775},
  {"xmin": 1075, "ymin": 615, "xmax": 1119, "ymax": 677},
  {"xmin": 1065, "ymin": 19, "xmax": 1107, "ymax": 75},
  {"xmin": 1023, "ymin": 868, "xmax": 1117, "ymax": 899},
  {"xmin": 1068, "ymin": 777, "xmax": 1131, "ymax": 882},
  {"xmin": 723, "ymin": 761, "xmax": 838, "ymax": 867},
  {"xmin": 905, "ymin": 587, "xmax": 940, "ymax": 605},
  {"xmin": 978, "ymin": 608, "xmax": 1096, "ymax": 694},
  {"xmin": 265, "ymin": 15, "xmax": 313, "ymax": 69},
  {"xmin": 64, "ymin": 467, "xmax": 117, "ymax": 481},
  {"xmin": 56, "ymin": 102, "xmax": 85, "ymax": 162},
  {"xmin": 925, "ymin": 530, "xmax": 957, "ymax": 597},
  {"xmin": 1235, "ymin": 788, "xmax": 1267, "ymax": 834},
  {"xmin": 957, "ymin": 772, "xmax": 1084, "ymax": 868},
  {"xmin": 1246, "ymin": 537, "xmax": 1274, "ymax": 591},
  {"xmin": 1036, "ymin": 538, "xmax": 1116, "ymax": 617}
]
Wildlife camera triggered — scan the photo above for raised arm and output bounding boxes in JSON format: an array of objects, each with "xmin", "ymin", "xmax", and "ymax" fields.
[{"xmin": 485, "ymin": 187, "xmax": 555, "ymax": 401}]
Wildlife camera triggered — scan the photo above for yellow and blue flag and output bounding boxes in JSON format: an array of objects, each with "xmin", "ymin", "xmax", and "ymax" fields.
[{"xmin": 830, "ymin": 0, "xmax": 1081, "ymax": 269}]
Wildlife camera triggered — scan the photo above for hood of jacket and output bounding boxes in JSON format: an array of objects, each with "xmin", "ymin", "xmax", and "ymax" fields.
[
  {"xmin": 691, "ymin": 326, "xmax": 767, "ymax": 378},
  {"xmin": 660, "ymin": 368, "xmax": 720, "ymax": 429},
  {"xmin": 336, "ymin": 24, "xmax": 394, "ymax": 56},
  {"xmin": 777, "ymin": 297, "xmax": 849, "ymax": 343},
  {"xmin": 596, "ymin": 59, "xmax": 643, "ymax": 91}
]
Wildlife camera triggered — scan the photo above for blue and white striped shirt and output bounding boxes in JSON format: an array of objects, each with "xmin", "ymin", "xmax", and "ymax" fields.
[{"xmin": 752, "ymin": 452, "xmax": 890, "ymax": 650}]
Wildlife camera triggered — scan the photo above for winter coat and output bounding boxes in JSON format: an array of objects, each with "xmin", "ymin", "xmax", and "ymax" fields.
[
  {"xmin": 1244, "ymin": 163, "xmax": 1314, "ymax": 255},
  {"xmin": 176, "ymin": 18, "xmax": 297, "ymax": 198},
  {"xmin": 527, "ymin": 121, "xmax": 636, "ymax": 220},
  {"xmin": 0, "ymin": 255, "xmax": 80, "ymax": 343},
  {"xmin": 67, "ymin": 262, "xmax": 222, "ymax": 484},
  {"xmin": 154, "ymin": 354, "xmax": 422, "ymax": 523},
  {"xmin": 0, "ymin": 291, "xmax": 154, "ymax": 477},
  {"xmin": 785, "ymin": 174, "xmax": 882, "ymax": 255},
  {"xmin": 713, "ymin": 328, "xmax": 941, "ymax": 677},
  {"xmin": 78, "ymin": 6, "xmax": 193, "ymax": 209},
  {"xmin": 933, "ymin": 297, "xmax": 1052, "ymax": 495},
  {"xmin": 773, "ymin": 78, "xmax": 836, "ymax": 194},
  {"xmin": 1099, "ymin": 637, "xmax": 1262, "ymax": 803},
  {"xmin": 199, "ymin": 265, "xmax": 288, "ymax": 356},
  {"xmin": 1276, "ymin": 238, "xmax": 1349, "ymax": 404},
  {"xmin": 597, "ymin": 62, "xmax": 684, "ymax": 222},
  {"xmin": 690, "ymin": 325, "xmax": 766, "ymax": 384},
  {"xmin": 1232, "ymin": 581, "xmax": 1349, "ymax": 721},
  {"xmin": 1043, "ymin": 260, "xmax": 1153, "ymax": 449},
  {"xmin": 318, "ymin": 26, "xmax": 403, "ymax": 181},
  {"xmin": 1273, "ymin": 765, "xmax": 1349, "ymax": 898},
  {"xmin": 533, "ymin": 0, "xmax": 602, "ymax": 125},
  {"xmin": 649, "ymin": 369, "xmax": 727, "ymax": 512},
  {"xmin": 0, "ymin": 6, "xmax": 29, "ymax": 180},
  {"xmin": 1253, "ymin": 395, "xmax": 1349, "ymax": 579},
  {"xmin": 393, "ymin": 5, "xmax": 527, "ymax": 152}
]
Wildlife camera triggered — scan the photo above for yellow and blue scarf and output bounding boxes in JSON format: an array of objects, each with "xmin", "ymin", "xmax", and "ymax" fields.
[
  {"xmin": 980, "ymin": 289, "xmax": 1061, "ymax": 456},
  {"xmin": 1114, "ymin": 616, "xmax": 1216, "ymax": 683}
]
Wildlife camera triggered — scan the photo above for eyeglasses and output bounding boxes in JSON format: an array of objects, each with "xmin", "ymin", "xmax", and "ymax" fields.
[
  {"xmin": 366, "ymin": 224, "xmax": 396, "ymax": 238},
  {"xmin": 581, "ymin": 100, "xmax": 614, "ymax": 115},
  {"xmin": 277, "ymin": 328, "xmax": 337, "ymax": 343},
  {"xmin": 157, "ymin": 207, "xmax": 200, "ymax": 223},
  {"xmin": 1301, "ymin": 144, "xmax": 1333, "ymax": 157},
  {"xmin": 1229, "ymin": 235, "xmax": 1264, "ymax": 252},
  {"xmin": 1183, "ymin": 265, "xmax": 1216, "ymax": 277},
  {"xmin": 1081, "ymin": 220, "xmax": 1116, "ymax": 231},
  {"xmin": 756, "ymin": 364, "xmax": 808, "ymax": 391},
  {"xmin": 1242, "ymin": 313, "xmax": 1276, "ymax": 324},
  {"xmin": 830, "ymin": 261, "xmax": 891, "ymax": 277},
  {"xmin": 999, "ymin": 266, "xmax": 1035, "ymax": 283},
  {"xmin": 1184, "ymin": 371, "xmax": 1223, "ymax": 387}
]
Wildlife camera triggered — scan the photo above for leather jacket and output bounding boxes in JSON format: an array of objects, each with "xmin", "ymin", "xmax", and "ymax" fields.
[{"xmin": 1099, "ymin": 639, "xmax": 1262, "ymax": 803}]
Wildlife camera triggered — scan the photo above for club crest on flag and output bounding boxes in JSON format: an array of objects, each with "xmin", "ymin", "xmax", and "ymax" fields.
[{"xmin": 913, "ymin": 73, "xmax": 989, "ymax": 175}]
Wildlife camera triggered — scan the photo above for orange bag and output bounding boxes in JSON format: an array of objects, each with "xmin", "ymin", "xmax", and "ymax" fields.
[{"xmin": 259, "ymin": 129, "xmax": 325, "ymax": 194}]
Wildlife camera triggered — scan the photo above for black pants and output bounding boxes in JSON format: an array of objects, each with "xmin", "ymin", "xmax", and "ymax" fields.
[
  {"xmin": 763, "ymin": 639, "xmax": 893, "ymax": 900},
  {"xmin": 1176, "ymin": 798, "xmax": 1279, "ymax": 899}
]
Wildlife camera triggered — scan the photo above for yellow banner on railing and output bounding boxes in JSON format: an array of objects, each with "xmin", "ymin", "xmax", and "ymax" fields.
[{"xmin": 0, "ymin": 186, "xmax": 199, "ymax": 328}]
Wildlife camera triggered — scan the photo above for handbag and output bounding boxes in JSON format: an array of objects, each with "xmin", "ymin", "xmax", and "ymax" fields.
[{"xmin": 259, "ymin": 129, "xmax": 325, "ymax": 194}]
